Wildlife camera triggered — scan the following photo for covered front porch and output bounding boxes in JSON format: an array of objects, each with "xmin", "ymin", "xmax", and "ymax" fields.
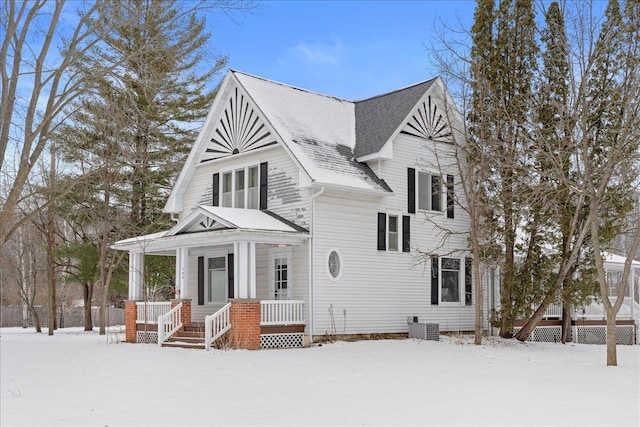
[{"xmin": 113, "ymin": 206, "xmax": 310, "ymax": 349}]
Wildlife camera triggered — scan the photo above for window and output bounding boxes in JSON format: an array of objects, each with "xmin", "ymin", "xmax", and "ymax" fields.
[
  {"xmin": 388, "ymin": 215, "xmax": 399, "ymax": 251},
  {"xmin": 418, "ymin": 171, "xmax": 442, "ymax": 211},
  {"xmin": 248, "ymin": 166, "xmax": 259, "ymax": 209},
  {"xmin": 222, "ymin": 172, "xmax": 232, "ymax": 207},
  {"xmin": 235, "ymin": 169, "xmax": 245, "ymax": 208},
  {"xmin": 218, "ymin": 165, "xmax": 261, "ymax": 209},
  {"xmin": 431, "ymin": 256, "xmax": 471, "ymax": 305},
  {"xmin": 377, "ymin": 213, "xmax": 410, "ymax": 253},
  {"xmin": 441, "ymin": 258, "xmax": 460, "ymax": 303},
  {"xmin": 327, "ymin": 250, "xmax": 342, "ymax": 280}
]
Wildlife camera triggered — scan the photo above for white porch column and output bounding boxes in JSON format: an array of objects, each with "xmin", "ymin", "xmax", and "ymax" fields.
[
  {"xmin": 175, "ymin": 247, "xmax": 189, "ymax": 299},
  {"xmin": 235, "ymin": 241, "xmax": 257, "ymax": 299},
  {"xmin": 128, "ymin": 252, "xmax": 144, "ymax": 300}
]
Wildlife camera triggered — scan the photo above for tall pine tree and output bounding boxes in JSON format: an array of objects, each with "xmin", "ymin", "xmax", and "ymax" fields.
[{"xmin": 57, "ymin": 0, "xmax": 228, "ymax": 334}]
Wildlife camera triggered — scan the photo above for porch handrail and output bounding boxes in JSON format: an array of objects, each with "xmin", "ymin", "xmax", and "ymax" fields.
[
  {"xmin": 574, "ymin": 297, "xmax": 636, "ymax": 320},
  {"xmin": 136, "ymin": 301, "xmax": 171, "ymax": 324},
  {"xmin": 261, "ymin": 300, "xmax": 305, "ymax": 325},
  {"xmin": 157, "ymin": 302, "xmax": 183, "ymax": 347},
  {"xmin": 204, "ymin": 302, "xmax": 231, "ymax": 351}
]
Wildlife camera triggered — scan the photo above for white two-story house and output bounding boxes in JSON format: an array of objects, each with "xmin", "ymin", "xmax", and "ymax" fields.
[{"xmin": 113, "ymin": 70, "xmax": 475, "ymax": 349}]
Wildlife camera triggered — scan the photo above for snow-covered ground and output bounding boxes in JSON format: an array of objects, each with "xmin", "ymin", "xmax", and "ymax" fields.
[{"xmin": 1, "ymin": 327, "xmax": 638, "ymax": 426}]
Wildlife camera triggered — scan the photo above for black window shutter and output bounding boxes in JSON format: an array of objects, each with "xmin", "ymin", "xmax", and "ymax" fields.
[
  {"xmin": 212, "ymin": 173, "xmax": 219, "ymax": 206},
  {"xmin": 377, "ymin": 212, "xmax": 386, "ymax": 251},
  {"xmin": 402, "ymin": 215, "xmax": 410, "ymax": 252},
  {"xmin": 227, "ymin": 253, "xmax": 234, "ymax": 300},
  {"xmin": 407, "ymin": 168, "xmax": 416, "ymax": 214},
  {"xmin": 259, "ymin": 162, "xmax": 268, "ymax": 210},
  {"xmin": 431, "ymin": 256, "xmax": 439, "ymax": 305},
  {"xmin": 465, "ymin": 257, "xmax": 472, "ymax": 305},
  {"xmin": 197, "ymin": 256, "xmax": 205, "ymax": 306},
  {"xmin": 431, "ymin": 175, "xmax": 442, "ymax": 211},
  {"xmin": 447, "ymin": 175, "xmax": 454, "ymax": 218}
]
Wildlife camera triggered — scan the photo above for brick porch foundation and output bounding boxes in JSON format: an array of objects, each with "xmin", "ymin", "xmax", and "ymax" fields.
[{"xmin": 229, "ymin": 299, "xmax": 261, "ymax": 350}]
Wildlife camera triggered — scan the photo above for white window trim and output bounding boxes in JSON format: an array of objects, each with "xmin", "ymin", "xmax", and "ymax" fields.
[
  {"xmin": 326, "ymin": 248, "xmax": 343, "ymax": 282},
  {"xmin": 416, "ymin": 170, "xmax": 445, "ymax": 214},
  {"xmin": 386, "ymin": 212, "xmax": 402, "ymax": 253},
  {"xmin": 439, "ymin": 256, "xmax": 464, "ymax": 306},
  {"xmin": 269, "ymin": 248, "xmax": 292, "ymax": 300},
  {"xmin": 204, "ymin": 249, "xmax": 229, "ymax": 305},
  {"xmin": 218, "ymin": 163, "xmax": 261, "ymax": 209}
]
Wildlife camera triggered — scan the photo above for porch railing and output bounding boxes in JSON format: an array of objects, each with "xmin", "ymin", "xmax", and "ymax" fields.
[
  {"xmin": 543, "ymin": 303, "xmax": 562, "ymax": 319},
  {"xmin": 204, "ymin": 302, "xmax": 231, "ymax": 351},
  {"xmin": 136, "ymin": 301, "xmax": 172, "ymax": 324},
  {"xmin": 157, "ymin": 302, "xmax": 183, "ymax": 347},
  {"xmin": 261, "ymin": 300, "xmax": 305, "ymax": 325},
  {"xmin": 575, "ymin": 297, "xmax": 638, "ymax": 320}
]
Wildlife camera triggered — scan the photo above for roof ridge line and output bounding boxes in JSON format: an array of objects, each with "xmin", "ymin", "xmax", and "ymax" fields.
[
  {"xmin": 355, "ymin": 77, "xmax": 438, "ymax": 103},
  {"xmin": 231, "ymin": 69, "xmax": 353, "ymax": 104}
]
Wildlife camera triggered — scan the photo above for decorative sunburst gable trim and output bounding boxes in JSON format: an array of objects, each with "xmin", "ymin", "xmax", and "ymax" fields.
[
  {"xmin": 401, "ymin": 95, "xmax": 452, "ymax": 143},
  {"xmin": 201, "ymin": 87, "xmax": 278, "ymax": 163}
]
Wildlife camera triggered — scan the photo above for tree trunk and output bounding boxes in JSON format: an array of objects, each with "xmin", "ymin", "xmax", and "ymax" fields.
[
  {"xmin": 606, "ymin": 309, "xmax": 617, "ymax": 366},
  {"xmin": 29, "ymin": 304, "xmax": 42, "ymax": 333},
  {"xmin": 514, "ymin": 286, "xmax": 559, "ymax": 341},
  {"xmin": 47, "ymin": 143, "xmax": 57, "ymax": 335},
  {"xmin": 561, "ymin": 304, "xmax": 571, "ymax": 343},
  {"xmin": 83, "ymin": 284, "xmax": 94, "ymax": 331}
]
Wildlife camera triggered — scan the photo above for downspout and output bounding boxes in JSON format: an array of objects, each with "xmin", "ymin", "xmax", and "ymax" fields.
[
  {"xmin": 170, "ymin": 212, "xmax": 179, "ymax": 222},
  {"xmin": 308, "ymin": 186, "xmax": 325, "ymax": 344}
]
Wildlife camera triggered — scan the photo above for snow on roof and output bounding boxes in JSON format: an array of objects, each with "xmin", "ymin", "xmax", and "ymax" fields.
[
  {"xmin": 233, "ymin": 71, "xmax": 391, "ymax": 192},
  {"xmin": 603, "ymin": 252, "xmax": 640, "ymax": 269},
  {"xmin": 195, "ymin": 206, "xmax": 304, "ymax": 233}
]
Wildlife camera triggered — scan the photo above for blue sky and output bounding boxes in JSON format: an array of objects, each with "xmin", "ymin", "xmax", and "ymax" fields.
[{"xmin": 211, "ymin": 1, "xmax": 477, "ymax": 100}]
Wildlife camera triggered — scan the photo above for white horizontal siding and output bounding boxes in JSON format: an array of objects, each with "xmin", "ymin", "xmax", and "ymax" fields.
[
  {"xmin": 311, "ymin": 129, "xmax": 475, "ymax": 336},
  {"xmin": 179, "ymin": 145, "xmax": 310, "ymax": 229}
]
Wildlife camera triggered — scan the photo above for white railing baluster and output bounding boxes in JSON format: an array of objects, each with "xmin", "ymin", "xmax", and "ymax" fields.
[
  {"xmin": 204, "ymin": 302, "xmax": 232, "ymax": 351},
  {"xmin": 136, "ymin": 301, "xmax": 172, "ymax": 324},
  {"xmin": 157, "ymin": 302, "xmax": 182, "ymax": 347},
  {"xmin": 260, "ymin": 300, "xmax": 305, "ymax": 326}
]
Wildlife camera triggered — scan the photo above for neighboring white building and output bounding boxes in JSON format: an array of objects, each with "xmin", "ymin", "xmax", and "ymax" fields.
[{"xmin": 113, "ymin": 70, "xmax": 476, "ymax": 347}]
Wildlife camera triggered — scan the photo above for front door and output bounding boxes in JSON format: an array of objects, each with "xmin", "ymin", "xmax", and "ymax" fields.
[
  {"xmin": 207, "ymin": 255, "xmax": 227, "ymax": 304},
  {"xmin": 270, "ymin": 251, "xmax": 291, "ymax": 300}
]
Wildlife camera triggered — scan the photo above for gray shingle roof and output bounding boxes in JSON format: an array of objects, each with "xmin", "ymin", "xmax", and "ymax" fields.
[{"xmin": 354, "ymin": 78, "xmax": 437, "ymax": 159}]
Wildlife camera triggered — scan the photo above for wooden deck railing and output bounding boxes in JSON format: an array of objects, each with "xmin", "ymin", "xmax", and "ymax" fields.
[
  {"xmin": 205, "ymin": 302, "xmax": 231, "ymax": 351},
  {"xmin": 135, "ymin": 301, "xmax": 171, "ymax": 324},
  {"xmin": 157, "ymin": 302, "xmax": 182, "ymax": 347},
  {"xmin": 260, "ymin": 300, "xmax": 305, "ymax": 325}
]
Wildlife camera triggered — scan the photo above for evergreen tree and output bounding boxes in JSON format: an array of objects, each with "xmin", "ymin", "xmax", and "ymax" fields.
[
  {"xmin": 468, "ymin": 0, "xmax": 539, "ymax": 338},
  {"xmin": 57, "ymin": 0, "xmax": 229, "ymax": 334}
]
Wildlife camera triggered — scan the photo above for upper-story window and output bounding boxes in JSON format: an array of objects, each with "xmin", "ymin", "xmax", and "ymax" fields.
[
  {"xmin": 418, "ymin": 171, "xmax": 442, "ymax": 212},
  {"xmin": 408, "ymin": 168, "xmax": 454, "ymax": 218},
  {"xmin": 220, "ymin": 165, "xmax": 260, "ymax": 209}
]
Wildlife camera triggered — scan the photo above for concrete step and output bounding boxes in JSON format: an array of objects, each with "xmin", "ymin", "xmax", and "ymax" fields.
[{"xmin": 162, "ymin": 340, "xmax": 205, "ymax": 350}]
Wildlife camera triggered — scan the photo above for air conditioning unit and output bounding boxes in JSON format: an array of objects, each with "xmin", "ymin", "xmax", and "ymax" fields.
[{"xmin": 408, "ymin": 322, "xmax": 439, "ymax": 341}]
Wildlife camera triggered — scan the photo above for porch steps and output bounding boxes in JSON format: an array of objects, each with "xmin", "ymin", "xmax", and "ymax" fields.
[{"xmin": 162, "ymin": 323, "xmax": 207, "ymax": 350}]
